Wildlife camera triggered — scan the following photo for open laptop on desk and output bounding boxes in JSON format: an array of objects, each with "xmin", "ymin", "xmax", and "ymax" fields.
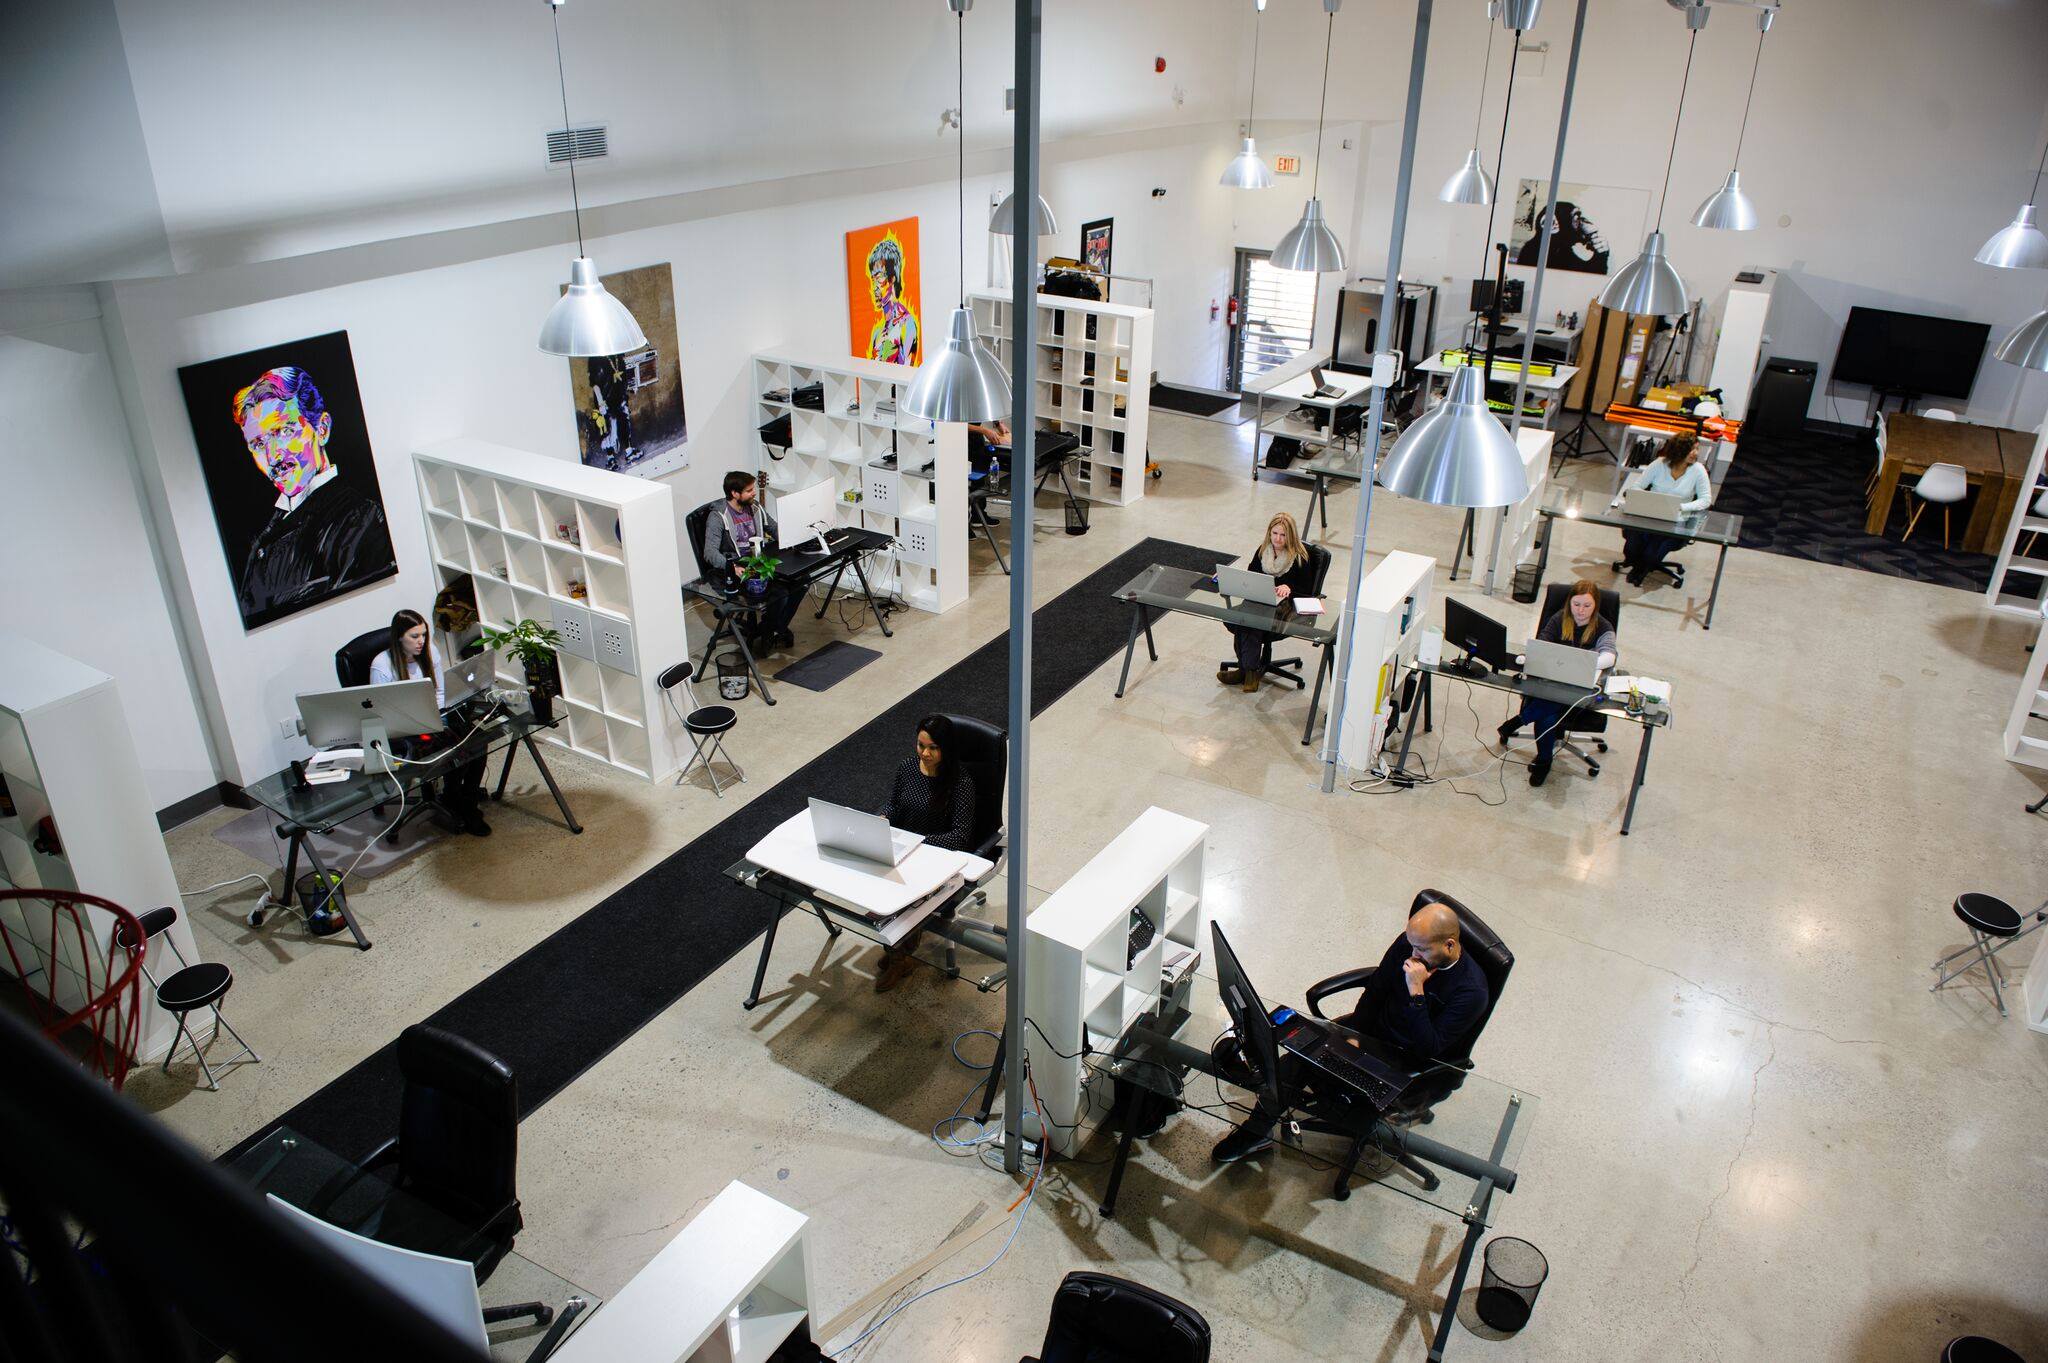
[
  {"xmin": 1621, "ymin": 488, "xmax": 1687, "ymax": 521},
  {"xmin": 1521, "ymin": 637, "xmax": 1602, "ymax": 690},
  {"xmin": 1213, "ymin": 924, "xmax": 1408, "ymax": 1115},
  {"xmin": 440, "ymin": 649, "xmax": 499, "ymax": 710},
  {"xmin": 808, "ymin": 797, "xmax": 923, "ymax": 867},
  {"xmin": 1308, "ymin": 366, "xmax": 1348, "ymax": 401},
  {"xmin": 1213, "ymin": 564, "xmax": 1281, "ymax": 605}
]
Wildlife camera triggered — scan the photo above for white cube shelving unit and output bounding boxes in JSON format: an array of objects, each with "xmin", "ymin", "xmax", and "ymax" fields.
[
  {"xmin": 1984, "ymin": 422, "xmax": 2048, "ymax": 617},
  {"xmin": 413, "ymin": 438, "xmax": 690, "ymax": 782},
  {"xmin": 1024, "ymin": 807, "xmax": 1207, "ymax": 1155},
  {"xmin": 0, "ymin": 632, "xmax": 199, "ymax": 1062},
  {"xmin": 751, "ymin": 352, "xmax": 969, "ymax": 615},
  {"xmin": 1471, "ymin": 429, "xmax": 1555, "ymax": 594},
  {"xmin": 1336, "ymin": 551, "xmax": 1436, "ymax": 775},
  {"xmin": 969, "ymin": 290, "xmax": 1155, "ymax": 506},
  {"xmin": 551, "ymin": 1180, "xmax": 813, "ymax": 1363}
]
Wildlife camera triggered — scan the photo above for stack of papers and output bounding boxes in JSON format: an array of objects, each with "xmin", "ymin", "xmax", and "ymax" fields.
[{"xmin": 1604, "ymin": 675, "xmax": 1672, "ymax": 704}]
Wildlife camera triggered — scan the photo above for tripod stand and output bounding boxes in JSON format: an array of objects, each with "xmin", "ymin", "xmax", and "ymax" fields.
[{"xmin": 1552, "ymin": 307, "xmax": 1615, "ymax": 467}]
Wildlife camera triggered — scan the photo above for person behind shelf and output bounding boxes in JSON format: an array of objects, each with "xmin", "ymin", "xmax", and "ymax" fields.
[
  {"xmin": 1611, "ymin": 433, "xmax": 1712, "ymax": 587},
  {"xmin": 966, "ymin": 419, "xmax": 1010, "ymax": 480},
  {"xmin": 871, "ymin": 714, "xmax": 977, "ymax": 994},
  {"xmin": 1494, "ymin": 578, "xmax": 1616, "ymax": 788},
  {"xmin": 1212, "ymin": 899, "xmax": 1489, "ymax": 1163},
  {"xmin": 700, "ymin": 471, "xmax": 800, "ymax": 652},
  {"xmin": 1218, "ymin": 512, "xmax": 1318, "ymax": 694},
  {"xmin": 367, "ymin": 608, "xmax": 491, "ymax": 838}
]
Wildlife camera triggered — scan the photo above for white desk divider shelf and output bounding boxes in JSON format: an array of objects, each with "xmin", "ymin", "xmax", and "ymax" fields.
[
  {"xmin": 751, "ymin": 352, "xmax": 968, "ymax": 614},
  {"xmin": 1984, "ymin": 422, "xmax": 2048, "ymax": 617},
  {"xmin": 1337, "ymin": 551, "xmax": 1436, "ymax": 776},
  {"xmin": 969, "ymin": 290, "xmax": 1155, "ymax": 506},
  {"xmin": 550, "ymin": 1180, "xmax": 813, "ymax": 1363},
  {"xmin": 1024, "ymin": 807, "xmax": 1207, "ymax": 1155},
  {"xmin": 414, "ymin": 439, "xmax": 690, "ymax": 782}
]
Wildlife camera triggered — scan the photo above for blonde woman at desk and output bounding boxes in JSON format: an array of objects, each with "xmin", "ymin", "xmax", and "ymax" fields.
[
  {"xmin": 1494, "ymin": 580, "xmax": 1615, "ymax": 788},
  {"xmin": 1612, "ymin": 434, "xmax": 1711, "ymax": 587},
  {"xmin": 1219, "ymin": 511, "xmax": 1318, "ymax": 694},
  {"xmin": 367, "ymin": 608, "xmax": 490, "ymax": 838}
]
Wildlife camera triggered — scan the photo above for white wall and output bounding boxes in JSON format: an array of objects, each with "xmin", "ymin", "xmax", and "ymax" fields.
[
  {"xmin": 1325, "ymin": 0, "xmax": 2048, "ymax": 428},
  {"xmin": 0, "ymin": 290, "xmax": 217, "ymax": 810}
]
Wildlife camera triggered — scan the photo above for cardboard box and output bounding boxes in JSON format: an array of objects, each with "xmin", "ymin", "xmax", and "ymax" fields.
[{"xmin": 1563, "ymin": 303, "xmax": 1656, "ymax": 413}]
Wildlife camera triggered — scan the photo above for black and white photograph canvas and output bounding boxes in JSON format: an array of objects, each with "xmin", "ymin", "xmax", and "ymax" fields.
[
  {"xmin": 566, "ymin": 261, "xmax": 691, "ymax": 479},
  {"xmin": 1507, "ymin": 179, "xmax": 1648, "ymax": 277}
]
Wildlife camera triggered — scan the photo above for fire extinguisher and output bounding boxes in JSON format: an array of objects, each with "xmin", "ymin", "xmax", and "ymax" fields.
[{"xmin": 1226, "ymin": 296, "xmax": 1240, "ymax": 328}]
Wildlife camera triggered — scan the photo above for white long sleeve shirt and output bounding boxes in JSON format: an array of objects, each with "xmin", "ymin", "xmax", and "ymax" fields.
[
  {"xmin": 1615, "ymin": 459, "xmax": 1713, "ymax": 513},
  {"xmin": 369, "ymin": 644, "xmax": 446, "ymax": 709}
]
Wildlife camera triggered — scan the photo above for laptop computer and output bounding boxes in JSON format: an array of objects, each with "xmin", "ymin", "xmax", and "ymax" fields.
[
  {"xmin": 441, "ymin": 649, "xmax": 498, "ymax": 710},
  {"xmin": 1622, "ymin": 488, "xmax": 1687, "ymax": 521},
  {"xmin": 808, "ymin": 797, "xmax": 924, "ymax": 867},
  {"xmin": 1214, "ymin": 564, "xmax": 1281, "ymax": 605},
  {"xmin": 1309, "ymin": 365, "xmax": 1346, "ymax": 400},
  {"xmin": 1522, "ymin": 637, "xmax": 1602, "ymax": 689},
  {"xmin": 1272, "ymin": 1010, "xmax": 1410, "ymax": 1113}
]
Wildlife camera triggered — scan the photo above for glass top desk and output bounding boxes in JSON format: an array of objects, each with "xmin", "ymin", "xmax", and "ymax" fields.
[
  {"xmin": 228, "ymin": 1126, "xmax": 596, "ymax": 1361},
  {"xmin": 1534, "ymin": 486, "xmax": 1744, "ymax": 629},
  {"xmin": 237, "ymin": 705, "xmax": 581, "ymax": 950},
  {"xmin": 1111, "ymin": 564, "xmax": 1339, "ymax": 746},
  {"xmin": 1078, "ymin": 968, "xmax": 1535, "ymax": 1363}
]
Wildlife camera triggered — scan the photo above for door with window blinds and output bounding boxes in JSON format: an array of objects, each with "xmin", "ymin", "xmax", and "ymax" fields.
[{"xmin": 1228, "ymin": 248, "xmax": 1319, "ymax": 392}]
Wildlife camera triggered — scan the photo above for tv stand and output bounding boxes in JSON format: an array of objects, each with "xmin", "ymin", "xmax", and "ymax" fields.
[{"xmin": 1867, "ymin": 386, "xmax": 1923, "ymax": 429}]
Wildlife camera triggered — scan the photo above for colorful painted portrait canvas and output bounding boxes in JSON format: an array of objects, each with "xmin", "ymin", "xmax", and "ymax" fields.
[
  {"xmin": 1081, "ymin": 217, "xmax": 1114, "ymax": 277},
  {"xmin": 176, "ymin": 331, "xmax": 397, "ymax": 631},
  {"xmin": 566, "ymin": 261, "xmax": 690, "ymax": 480},
  {"xmin": 845, "ymin": 218, "xmax": 923, "ymax": 366}
]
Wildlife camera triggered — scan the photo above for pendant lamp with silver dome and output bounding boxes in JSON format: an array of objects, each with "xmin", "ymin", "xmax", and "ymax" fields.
[
  {"xmin": 1439, "ymin": 2, "xmax": 1501, "ymax": 205},
  {"xmin": 905, "ymin": 1, "xmax": 1010, "ymax": 423},
  {"xmin": 1996, "ymin": 309, "xmax": 2048, "ymax": 374},
  {"xmin": 1602, "ymin": 9, "xmax": 1701, "ymax": 316},
  {"xmin": 1273, "ymin": 1, "xmax": 1346, "ymax": 273},
  {"xmin": 1975, "ymin": 138, "xmax": 2048, "ymax": 270},
  {"xmin": 1691, "ymin": 6, "xmax": 1771, "ymax": 231},
  {"xmin": 537, "ymin": 1, "xmax": 646, "ymax": 358},
  {"xmin": 990, "ymin": 191, "xmax": 1057, "ymax": 237},
  {"xmin": 1221, "ymin": 1, "xmax": 1276, "ymax": 189},
  {"xmin": 1377, "ymin": 364, "xmax": 1530, "ymax": 508}
]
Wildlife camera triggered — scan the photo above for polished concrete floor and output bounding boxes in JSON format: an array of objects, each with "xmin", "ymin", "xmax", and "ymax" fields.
[{"xmin": 141, "ymin": 410, "xmax": 2048, "ymax": 1361}]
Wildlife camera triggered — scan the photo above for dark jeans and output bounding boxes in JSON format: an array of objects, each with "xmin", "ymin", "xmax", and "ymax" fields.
[
  {"xmin": 735, "ymin": 580, "xmax": 802, "ymax": 640},
  {"xmin": 1228, "ymin": 624, "xmax": 1277, "ymax": 676},
  {"xmin": 1515, "ymin": 697, "xmax": 1569, "ymax": 768},
  {"xmin": 1622, "ymin": 527, "xmax": 1682, "ymax": 574},
  {"xmin": 396, "ymin": 734, "xmax": 485, "ymax": 813}
]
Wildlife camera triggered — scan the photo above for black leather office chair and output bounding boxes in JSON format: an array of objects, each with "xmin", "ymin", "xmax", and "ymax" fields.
[
  {"xmin": 346, "ymin": 1025, "xmax": 550, "ymax": 1328},
  {"xmin": 1215, "ymin": 543, "xmax": 1332, "ymax": 691},
  {"xmin": 683, "ymin": 500, "xmax": 774, "ymax": 704},
  {"xmin": 335, "ymin": 628, "xmax": 388, "ymax": 687},
  {"xmin": 929, "ymin": 714, "xmax": 1007, "ymax": 979},
  {"xmin": 1019, "ymin": 1271, "xmax": 1210, "ymax": 1363},
  {"xmin": 1301, "ymin": 889, "xmax": 1514, "ymax": 1198},
  {"xmin": 1528, "ymin": 581, "xmax": 1621, "ymax": 776}
]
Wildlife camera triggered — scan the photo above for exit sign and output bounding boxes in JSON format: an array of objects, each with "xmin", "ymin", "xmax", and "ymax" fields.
[{"xmin": 1274, "ymin": 154, "xmax": 1301, "ymax": 175}]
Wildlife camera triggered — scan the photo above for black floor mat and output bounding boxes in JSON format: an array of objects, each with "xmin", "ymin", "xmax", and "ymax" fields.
[
  {"xmin": 220, "ymin": 536, "xmax": 1228, "ymax": 1165},
  {"xmin": 1149, "ymin": 384, "xmax": 1239, "ymax": 417},
  {"xmin": 774, "ymin": 640, "xmax": 881, "ymax": 692}
]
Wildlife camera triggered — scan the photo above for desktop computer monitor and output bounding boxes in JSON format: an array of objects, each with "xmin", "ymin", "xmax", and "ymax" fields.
[
  {"xmin": 1211, "ymin": 924, "xmax": 1283, "ymax": 1115},
  {"xmin": 1470, "ymin": 278, "xmax": 1525, "ymax": 317},
  {"xmin": 298, "ymin": 679, "xmax": 443, "ymax": 755},
  {"xmin": 1444, "ymin": 597, "xmax": 1513, "ymax": 674},
  {"xmin": 771, "ymin": 478, "xmax": 840, "ymax": 554}
]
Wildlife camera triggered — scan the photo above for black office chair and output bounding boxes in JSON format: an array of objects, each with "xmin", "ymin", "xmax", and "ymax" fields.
[
  {"xmin": 343, "ymin": 1025, "xmax": 551, "ymax": 1328},
  {"xmin": 1214, "ymin": 544, "xmax": 1332, "ymax": 691},
  {"xmin": 1019, "ymin": 1271, "xmax": 1211, "ymax": 1363},
  {"xmin": 335, "ymin": 628, "xmax": 387, "ymax": 687},
  {"xmin": 112, "ymin": 906, "xmax": 259, "ymax": 1092},
  {"xmin": 929, "ymin": 714, "xmax": 1008, "ymax": 981},
  {"xmin": 682, "ymin": 501, "xmax": 774, "ymax": 706},
  {"xmin": 1301, "ymin": 889, "xmax": 1514, "ymax": 1199},
  {"xmin": 659, "ymin": 661, "xmax": 742, "ymax": 797},
  {"xmin": 1522, "ymin": 582, "xmax": 1622, "ymax": 777}
]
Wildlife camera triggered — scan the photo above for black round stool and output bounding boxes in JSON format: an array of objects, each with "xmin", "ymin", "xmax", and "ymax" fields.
[
  {"xmin": 1944, "ymin": 1337, "xmax": 2026, "ymax": 1363},
  {"xmin": 112, "ymin": 906, "xmax": 260, "ymax": 1091},
  {"xmin": 1474, "ymin": 1236, "xmax": 1548, "ymax": 1333},
  {"xmin": 659, "ymin": 662, "xmax": 745, "ymax": 797},
  {"xmin": 1930, "ymin": 893, "xmax": 2046, "ymax": 1018}
]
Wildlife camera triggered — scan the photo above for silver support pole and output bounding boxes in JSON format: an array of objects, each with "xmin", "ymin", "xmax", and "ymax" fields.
[
  {"xmin": 1002, "ymin": 0, "xmax": 1041, "ymax": 1176},
  {"xmin": 1508, "ymin": 0, "xmax": 1590, "ymax": 438},
  {"xmin": 1319, "ymin": 0, "xmax": 1434, "ymax": 794}
]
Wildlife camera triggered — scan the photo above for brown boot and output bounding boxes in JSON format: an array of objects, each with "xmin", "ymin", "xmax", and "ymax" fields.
[
  {"xmin": 1218, "ymin": 666, "xmax": 1243, "ymax": 685},
  {"xmin": 1242, "ymin": 672, "xmax": 1262, "ymax": 694},
  {"xmin": 874, "ymin": 949, "xmax": 918, "ymax": 993}
]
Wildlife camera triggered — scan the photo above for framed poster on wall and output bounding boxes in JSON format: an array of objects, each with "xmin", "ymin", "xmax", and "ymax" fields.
[
  {"xmin": 565, "ymin": 261, "xmax": 690, "ymax": 480},
  {"xmin": 845, "ymin": 217, "xmax": 923, "ymax": 366},
  {"xmin": 1507, "ymin": 180, "xmax": 1648, "ymax": 277},
  {"xmin": 175, "ymin": 331, "xmax": 398, "ymax": 631},
  {"xmin": 1081, "ymin": 217, "xmax": 1114, "ymax": 277}
]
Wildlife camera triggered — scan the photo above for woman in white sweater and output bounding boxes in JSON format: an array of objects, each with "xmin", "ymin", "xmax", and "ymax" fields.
[{"xmin": 1612, "ymin": 434, "xmax": 1711, "ymax": 587}]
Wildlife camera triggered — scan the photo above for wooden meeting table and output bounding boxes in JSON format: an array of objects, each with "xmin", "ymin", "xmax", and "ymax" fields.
[{"xmin": 1866, "ymin": 412, "xmax": 2030, "ymax": 552}]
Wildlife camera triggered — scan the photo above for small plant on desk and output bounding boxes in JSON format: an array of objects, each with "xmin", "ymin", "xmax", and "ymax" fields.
[
  {"xmin": 479, "ymin": 619, "xmax": 564, "ymax": 724},
  {"xmin": 736, "ymin": 550, "xmax": 781, "ymax": 597}
]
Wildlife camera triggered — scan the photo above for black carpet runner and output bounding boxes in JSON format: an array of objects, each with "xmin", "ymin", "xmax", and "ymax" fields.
[{"xmin": 224, "ymin": 536, "xmax": 1226, "ymax": 1164}]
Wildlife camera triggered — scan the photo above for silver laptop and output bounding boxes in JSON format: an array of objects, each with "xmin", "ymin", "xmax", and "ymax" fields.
[
  {"xmin": 1215, "ymin": 564, "xmax": 1281, "ymax": 605},
  {"xmin": 1522, "ymin": 638, "xmax": 1602, "ymax": 690},
  {"xmin": 1622, "ymin": 488, "xmax": 1686, "ymax": 521},
  {"xmin": 441, "ymin": 649, "xmax": 498, "ymax": 709},
  {"xmin": 808, "ymin": 797, "xmax": 925, "ymax": 866}
]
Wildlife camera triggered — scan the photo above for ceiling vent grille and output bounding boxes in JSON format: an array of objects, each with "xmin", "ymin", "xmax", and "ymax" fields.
[{"xmin": 546, "ymin": 124, "xmax": 608, "ymax": 166}]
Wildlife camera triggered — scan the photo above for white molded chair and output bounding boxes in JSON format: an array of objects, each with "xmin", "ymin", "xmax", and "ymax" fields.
[
  {"xmin": 1923, "ymin": 408, "xmax": 1959, "ymax": 421},
  {"xmin": 1902, "ymin": 462, "xmax": 1968, "ymax": 547}
]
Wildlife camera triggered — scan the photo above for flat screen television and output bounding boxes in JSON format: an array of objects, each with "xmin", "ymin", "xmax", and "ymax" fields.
[{"xmin": 1831, "ymin": 306, "xmax": 1991, "ymax": 401}]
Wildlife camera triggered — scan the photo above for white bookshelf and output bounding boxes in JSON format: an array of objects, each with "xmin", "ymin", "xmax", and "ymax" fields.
[
  {"xmin": 1024, "ymin": 807, "xmax": 1207, "ymax": 1155},
  {"xmin": 552, "ymin": 1180, "xmax": 813, "ymax": 1363},
  {"xmin": 2002, "ymin": 605, "xmax": 2048, "ymax": 770},
  {"xmin": 1470, "ymin": 429, "xmax": 1555, "ymax": 594},
  {"xmin": 969, "ymin": 290, "xmax": 1155, "ymax": 506},
  {"xmin": 1336, "ymin": 551, "xmax": 1436, "ymax": 775},
  {"xmin": 413, "ymin": 439, "xmax": 690, "ymax": 782},
  {"xmin": 1983, "ymin": 421, "xmax": 2048, "ymax": 617},
  {"xmin": 751, "ymin": 352, "xmax": 969, "ymax": 614},
  {"xmin": 0, "ymin": 633, "xmax": 199, "ymax": 1062}
]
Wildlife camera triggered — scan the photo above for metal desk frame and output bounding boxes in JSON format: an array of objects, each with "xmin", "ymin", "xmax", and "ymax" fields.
[{"xmin": 1531, "ymin": 489, "xmax": 1742, "ymax": 630}]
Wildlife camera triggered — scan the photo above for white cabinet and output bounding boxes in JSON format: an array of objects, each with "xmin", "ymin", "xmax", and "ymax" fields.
[{"xmin": 1335, "ymin": 552, "xmax": 1436, "ymax": 776}]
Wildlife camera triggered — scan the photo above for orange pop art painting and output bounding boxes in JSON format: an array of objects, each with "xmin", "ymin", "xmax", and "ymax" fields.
[{"xmin": 845, "ymin": 218, "xmax": 922, "ymax": 366}]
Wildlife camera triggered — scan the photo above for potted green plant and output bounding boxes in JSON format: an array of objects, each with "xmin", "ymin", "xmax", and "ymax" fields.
[
  {"xmin": 480, "ymin": 619, "xmax": 564, "ymax": 724},
  {"xmin": 736, "ymin": 547, "xmax": 781, "ymax": 598}
]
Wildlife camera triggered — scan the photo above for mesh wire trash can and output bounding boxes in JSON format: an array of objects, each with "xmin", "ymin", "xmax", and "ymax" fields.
[
  {"xmin": 1474, "ymin": 1236, "xmax": 1548, "ymax": 1332},
  {"xmin": 1511, "ymin": 563, "xmax": 1540, "ymax": 603},
  {"xmin": 715, "ymin": 650, "xmax": 751, "ymax": 701},
  {"xmin": 1064, "ymin": 495, "xmax": 1091, "ymax": 536},
  {"xmin": 1944, "ymin": 1339, "xmax": 2026, "ymax": 1363}
]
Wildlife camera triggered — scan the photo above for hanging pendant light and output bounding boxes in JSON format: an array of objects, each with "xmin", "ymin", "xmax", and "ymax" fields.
[
  {"xmin": 1378, "ymin": 365, "xmax": 1530, "ymax": 508},
  {"xmin": 1602, "ymin": 6, "xmax": 1703, "ymax": 316},
  {"xmin": 1221, "ymin": 1, "xmax": 1276, "ymax": 189},
  {"xmin": 1995, "ymin": 309, "xmax": 2048, "ymax": 373},
  {"xmin": 989, "ymin": 192, "xmax": 1057, "ymax": 236},
  {"xmin": 1691, "ymin": 6, "xmax": 1771, "ymax": 231},
  {"xmin": 536, "ymin": 0, "xmax": 645, "ymax": 358},
  {"xmin": 1440, "ymin": 2, "xmax": 1499, "ymax": 204},
  {"xmin": 1974, "ymin": 137, "xmax": 2048, "ymax": 269},
  {"xmin": 1273, "ymin": 0, "xmax": 1345, "ymax": 273},
  {"xmin": 905, "ymin": 0, "xmax": 1011, "ymax": 423}
]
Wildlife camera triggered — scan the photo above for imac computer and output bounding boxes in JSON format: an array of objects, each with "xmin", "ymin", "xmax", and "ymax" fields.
[
  {"xmin": 772, "ymin": 478, "xmax": 841, "ymax": 554},
  {"xmin": 298, "ymin": 679, "xmax": 444, "ymax": 762},
  {"xmin": 1443, "ymin": 597, "xmax": 1514, "ymax": 677}
]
